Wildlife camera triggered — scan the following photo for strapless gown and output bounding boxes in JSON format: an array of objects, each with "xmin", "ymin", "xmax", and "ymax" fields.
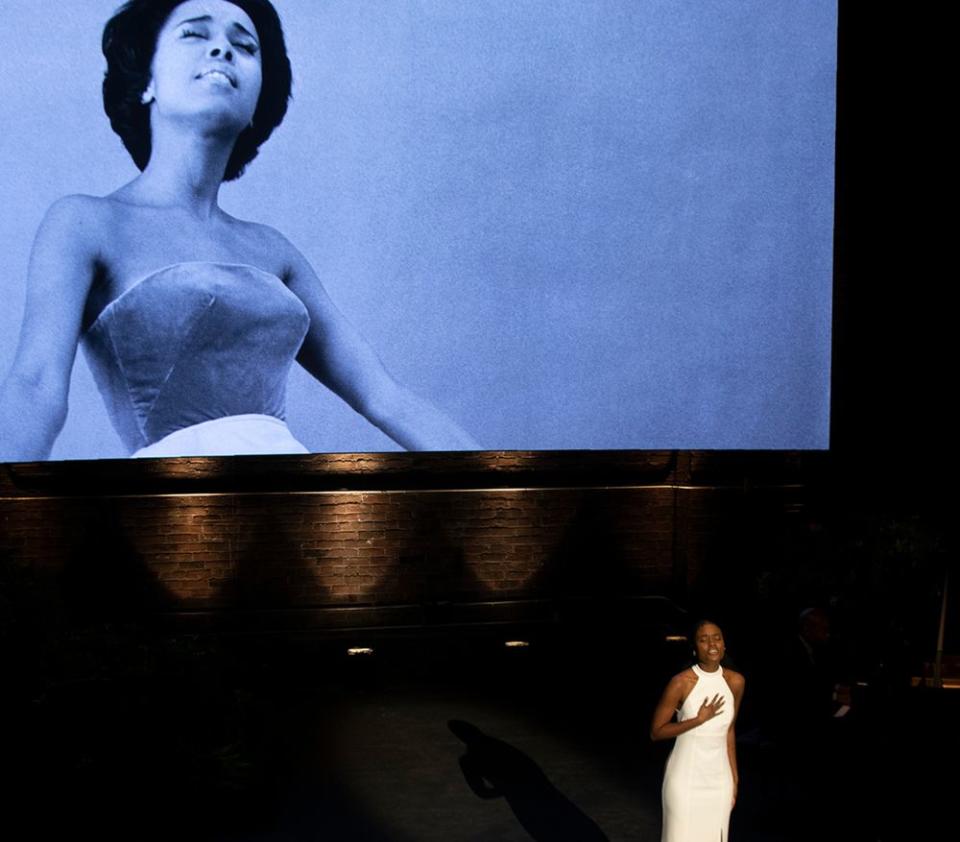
[
  {"xmin": 82, "ymin": 262, "xmax": 311, "ymax": 457},
  {"xmin": 661, "ymin": 664, "xmax": 735, "ymax": 841}
]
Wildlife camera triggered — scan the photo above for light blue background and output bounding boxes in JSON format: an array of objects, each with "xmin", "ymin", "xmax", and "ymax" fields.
[{"xmin": 0, "ymin": 1, "xmax": 837, "ymax": 458}]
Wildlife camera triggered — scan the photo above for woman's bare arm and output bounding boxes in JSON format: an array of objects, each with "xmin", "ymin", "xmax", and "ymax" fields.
[
  {"xmin": 280, "ymin": 237, "xmax": 480, "ymax": 450},
  {"xmin": 650, "ymin": 673, "xmax": 726, "ymax": 741},
  {"xmin": 0, "ymin": 196, "xmax": 101, "ymax": 461},
  {"xmin": 725, "ymin": 671, "xmax": 745, "ymax": 805}
]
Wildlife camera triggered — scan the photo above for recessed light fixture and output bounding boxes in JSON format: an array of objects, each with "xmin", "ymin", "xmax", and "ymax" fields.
[
  {"xmin": 504, "ymin": 640, "xmax": 530, "ymax": 648},
  {"xmin": 347, "ymin": 647, "xmax": 375, "ymax": 656},
  {"xmin": 664, "ymin": 635, "xmax": 687, "ymax": 642}
]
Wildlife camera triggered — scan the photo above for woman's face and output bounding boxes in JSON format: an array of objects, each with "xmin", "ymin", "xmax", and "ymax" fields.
[
  {"xmin": 694, "ymin": 623, "xmax": 725, "ymax": 667},
  {"xmin": 146, "ymin": 0, "xmax": 262, "ymax": 133}
]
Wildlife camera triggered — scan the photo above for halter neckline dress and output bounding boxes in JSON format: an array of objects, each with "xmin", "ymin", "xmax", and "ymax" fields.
[
  {"xmin": 82, "ymin": 261, "xmax": 311, "ymax": 457},
  {"xmin": 661, "ymin": 663, "xmax": 735, "ymax": 841}
]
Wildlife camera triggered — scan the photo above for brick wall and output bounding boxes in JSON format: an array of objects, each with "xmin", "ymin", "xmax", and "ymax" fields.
[{"xmin": 0, "ymin": 451, "xmax": 823, "ymax": 631}]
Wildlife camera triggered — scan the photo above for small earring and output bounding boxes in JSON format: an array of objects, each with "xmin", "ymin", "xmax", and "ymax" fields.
[{"xmin": 140, "ymin": 87, "xmax": 154, "ymax": 105}]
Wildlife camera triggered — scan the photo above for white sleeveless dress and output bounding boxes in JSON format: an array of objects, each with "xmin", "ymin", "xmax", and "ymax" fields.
[{"xmin": 661, "ymin": 664, "xmax": 734, "ymax": 841}]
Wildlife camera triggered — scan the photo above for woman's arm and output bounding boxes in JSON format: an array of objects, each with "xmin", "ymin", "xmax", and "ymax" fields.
[
  {"xmin": 0, "ymin": 196, "xmax": 100, "ymax": 461},
  {"xmin": 650, "ymin": 673, "xmax": 726, "ymax": 741},
  {"xmin": 725, "ymin": 671, "xmax": 746, "ymax": 806},
  {"xmin": 281, "ymin": 239, "xmax": 480, "ymax": 450}
]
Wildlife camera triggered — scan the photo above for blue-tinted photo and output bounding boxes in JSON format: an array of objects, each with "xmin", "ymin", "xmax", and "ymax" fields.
[{"xmin": 0, "ymin": 1, "xmax": 837, "ymax": 460}]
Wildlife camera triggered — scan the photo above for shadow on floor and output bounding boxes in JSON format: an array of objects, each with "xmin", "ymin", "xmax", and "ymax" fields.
[{"xmin": 449, "ymin": 719, "xmax": 610, "ymax": 842}]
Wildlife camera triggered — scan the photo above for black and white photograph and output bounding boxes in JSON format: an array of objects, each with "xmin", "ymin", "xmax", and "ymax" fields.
[{"xmin": 0, "ymin": 0, "xmax": 837, "ymax": 460}]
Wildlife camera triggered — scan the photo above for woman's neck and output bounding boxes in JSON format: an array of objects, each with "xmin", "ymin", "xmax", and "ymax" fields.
[{"xmin": 129, "ymin": 125, "xmax": 236, "ymax": 220}]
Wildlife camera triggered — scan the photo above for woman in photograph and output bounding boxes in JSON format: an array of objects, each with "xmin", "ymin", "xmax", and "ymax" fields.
[
  {"xmin": 650, "ymin": 619, "xmax": 745, "ymax": 841},
  {"xmin": 0, "ymin": 0, "xmax": 478, "ymax": 460}
]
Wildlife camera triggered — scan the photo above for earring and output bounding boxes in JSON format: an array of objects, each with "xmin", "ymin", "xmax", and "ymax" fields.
[{"xmin": 140, "ymin": 87, "xmax": 154, "ymax": 105}]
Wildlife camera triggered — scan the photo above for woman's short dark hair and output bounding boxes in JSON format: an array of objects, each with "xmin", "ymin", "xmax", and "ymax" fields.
[
  {"xmin": 690, "ymin": 618, "xmax": 723, "ymax": 645},
  {"xmin": 102, "ymin": 0, "xmax": 292, "ymax": 181},
  {"xmin": 691, "ymin": 618, "xmax": 721, "ymax": 637}
]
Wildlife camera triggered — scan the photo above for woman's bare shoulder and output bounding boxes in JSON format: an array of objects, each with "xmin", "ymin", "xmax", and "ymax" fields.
[
  {"xmin": 669, "ymin": 668, "xmax": 698, "ymax": 688},
  {"xmin": 31, "ymin": 195, "xmax": 117, "ymax": 271},
  {"xmin": 723, "ymin": 669, "xmax": 746, "ymax": 690},
  {"xmin": 40, "ymin": 193, "xmax": 116, "ymax": 229},
  {"xmin": 222, "ymin": 216, "xmax": 304, "ymax": 273},
  {"xmin": 221, "ymin": 214, "xmax": 291, "ymax": 250},
  {"xmin": 661, "ymin": 668, "xmax": 697, "ymax": 705}
]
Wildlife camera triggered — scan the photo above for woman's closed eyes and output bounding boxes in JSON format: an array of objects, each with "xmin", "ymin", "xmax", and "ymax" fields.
[{"xmin": 178, "ymin": 27, "xmax": 259, "ymax": 56}]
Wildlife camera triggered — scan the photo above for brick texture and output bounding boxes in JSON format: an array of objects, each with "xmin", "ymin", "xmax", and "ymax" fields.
[{"xmin": 0, "ymin": 451, "xmax": 825, "ymax": 627}]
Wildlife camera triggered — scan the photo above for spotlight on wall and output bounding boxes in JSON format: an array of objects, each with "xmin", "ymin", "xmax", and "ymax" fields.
[
  {"xmin": 347, "ymin": 647, "xmax": 375, "ymax": 656},
  {"xmin": 504, "ymin": 640, "xmax": 530, "ymax": 648}
]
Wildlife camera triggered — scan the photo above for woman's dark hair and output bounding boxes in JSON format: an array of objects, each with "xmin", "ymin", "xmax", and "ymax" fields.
[
  {"xmin": 691, "ymin": 618, "xmax": 723, "ymax": 641},
  {"xmin": 102, "ymin": 0, "xmax": 292, "ymax": 181}
]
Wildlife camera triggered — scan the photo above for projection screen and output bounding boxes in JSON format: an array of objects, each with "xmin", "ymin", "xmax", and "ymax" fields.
[{"xmin": 0, "ymin": 1, "xmax": 837, "ymax": 459}]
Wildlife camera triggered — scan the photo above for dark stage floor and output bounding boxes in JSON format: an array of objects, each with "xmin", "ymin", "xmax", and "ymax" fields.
[{"xmin": 6, "ymin": 626, "xmax": 950, "ymax": 841}]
